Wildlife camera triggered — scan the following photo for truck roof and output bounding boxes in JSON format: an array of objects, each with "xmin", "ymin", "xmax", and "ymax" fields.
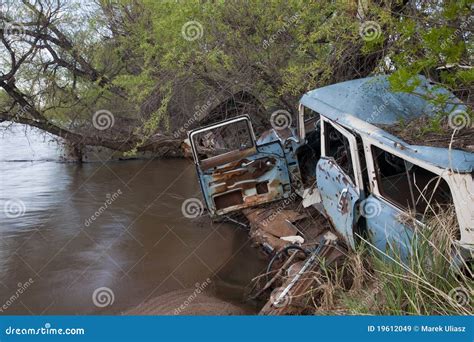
[{"xmin": 300, "ymin": 75, "xmax": 473, "ymax": 173}]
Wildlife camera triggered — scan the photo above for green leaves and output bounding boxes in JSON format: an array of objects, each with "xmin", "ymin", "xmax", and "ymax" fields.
[{"xmin": 5, "ymin": 0, "xmax": 471, "ymax": 151}]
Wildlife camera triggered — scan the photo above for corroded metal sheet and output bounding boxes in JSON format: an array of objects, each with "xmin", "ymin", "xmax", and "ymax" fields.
[{"xmin": 198, "ymin": 141, "xmax": 292, "ymax": 217}]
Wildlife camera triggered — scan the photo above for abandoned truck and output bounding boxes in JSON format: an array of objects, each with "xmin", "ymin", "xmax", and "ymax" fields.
[{"xmin": 188, "ymin": 75, "xmax": 474, "ymax": 263}]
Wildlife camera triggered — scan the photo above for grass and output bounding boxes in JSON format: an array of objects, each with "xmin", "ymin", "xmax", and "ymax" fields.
[{"xmin": 312, "ymin": 205, "xmax": 473, "ymax": 315}]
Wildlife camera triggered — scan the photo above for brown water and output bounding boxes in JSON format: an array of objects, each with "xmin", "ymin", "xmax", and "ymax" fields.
[{"xmin": 0, "ymin": 124, "xmax": 266, "ymax": 314}]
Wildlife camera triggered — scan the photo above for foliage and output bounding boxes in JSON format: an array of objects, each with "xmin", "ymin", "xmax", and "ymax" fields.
[{"xmin": 0, "ymin": 0, "xmax": 472, "ymax": 152}]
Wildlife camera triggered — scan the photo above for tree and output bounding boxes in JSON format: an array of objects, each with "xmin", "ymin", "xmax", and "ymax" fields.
[{"xmin": 1, "ymin": 0, "xmax": 472, "ymax": 157}]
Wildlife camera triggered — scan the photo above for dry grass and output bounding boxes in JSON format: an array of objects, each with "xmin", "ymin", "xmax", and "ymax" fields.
[{"xmin": 312, "ymin": 206, "xmax": 473, "ymax": 315}]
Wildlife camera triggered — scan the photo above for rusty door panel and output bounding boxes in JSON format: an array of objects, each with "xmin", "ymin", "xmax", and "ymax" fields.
[
  {"xmin": 189, "ymin": 115, "xmax": 293, "ymax": 217},
  {"xmin": 316, "ymin": 157, "xmax": 359, "ymax": 248},
  {"xmin": 200, "ymin": 147, "xmax": 257, "ymax": 170},
  {"xmin": 198, "ymin": 141, "xmax": 292, "ymax": 217}
]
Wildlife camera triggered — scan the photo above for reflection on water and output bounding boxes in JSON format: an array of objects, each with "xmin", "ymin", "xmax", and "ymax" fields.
[{"xmin": 0, "ymin": 124, "xmax": 265, "ymax": 314}]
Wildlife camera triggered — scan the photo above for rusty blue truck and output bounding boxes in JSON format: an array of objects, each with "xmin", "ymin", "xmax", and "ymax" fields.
[{"xmin": 188, "ymin": 75, "xmax": 474, "ymax": 263}]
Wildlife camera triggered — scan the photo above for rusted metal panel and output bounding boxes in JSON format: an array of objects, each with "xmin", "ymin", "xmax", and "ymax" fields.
[
  {"xmin": 245, "ymin": 208, "xmax": 300, "ymax": 238},
  {"xmin": 198, "ymin": 142, "xmax": 292, "ymax": 217},
  {"xmin": 189, "ymin": 115, "xmax": 294, "ymax": 217},
  {"xmin": 199, "ymin": 147, "xmax": 257, "ymax": 170},
  {"xmin": 242, "ymin": 198, "xmax": 332, "ymax": 255}
]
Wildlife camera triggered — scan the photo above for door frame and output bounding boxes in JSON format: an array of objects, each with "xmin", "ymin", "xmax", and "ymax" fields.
[
  {"xmin": 188, "ymin": 115, "xmax": 257, "ymax": 165},
  {"xmin": 320, "ymin": 116, "xmax": 364, "ymax": 191}
]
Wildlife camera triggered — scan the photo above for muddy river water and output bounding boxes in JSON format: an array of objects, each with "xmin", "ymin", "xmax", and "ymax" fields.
[{"xmin": 0, "ymin": 124, "xmax": 266, "ymax": 314}]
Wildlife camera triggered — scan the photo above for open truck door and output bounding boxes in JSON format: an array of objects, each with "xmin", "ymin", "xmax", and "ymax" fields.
[
  {"xmin": 316, "ymin": 119, "xmax": 364, "ymax": 248},
  {"xmin": 189, "ymin": 115, "xmax": 292, "ymax": 218}
]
